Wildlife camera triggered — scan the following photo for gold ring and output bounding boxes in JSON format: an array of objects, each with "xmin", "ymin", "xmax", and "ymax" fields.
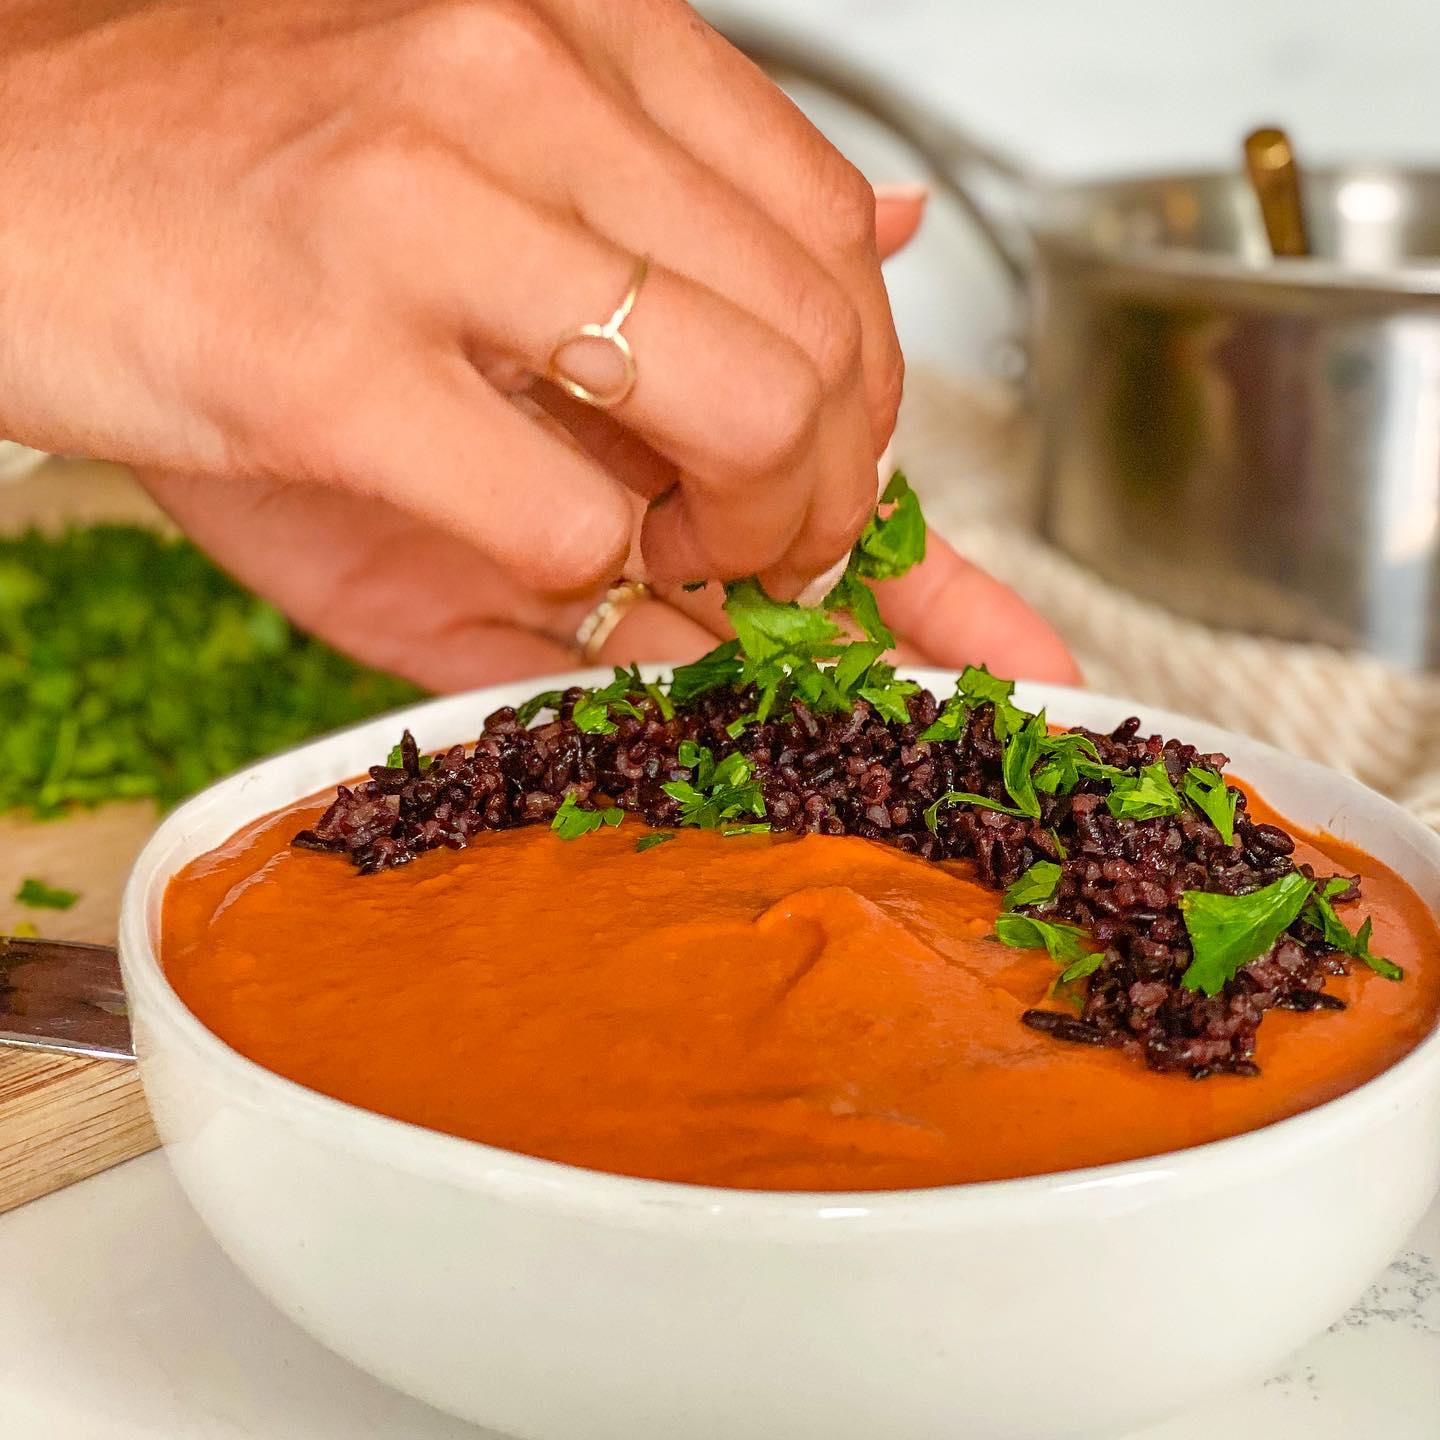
[
  {"xmin": 546, "ymin": 256, "xmax": 649, "ymax": 409},
  {"xmin": 575, "ymin": 580, "xmax": 650, "ymax": 663}
]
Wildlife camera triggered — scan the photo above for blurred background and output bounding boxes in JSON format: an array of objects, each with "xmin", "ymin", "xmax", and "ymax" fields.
[
  {"xmin": 704, "ymin": 0, "xmax": 1440, "ymax": 376},
  {"xmin": 687, "ymin": 1, "xmax": 1439, "ymax": 816}
]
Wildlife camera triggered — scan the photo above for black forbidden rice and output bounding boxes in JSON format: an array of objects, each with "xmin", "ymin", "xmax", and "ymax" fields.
[{"xmin": 295, "ymin": 685, "xmax": 1362, "ymax": 1078}]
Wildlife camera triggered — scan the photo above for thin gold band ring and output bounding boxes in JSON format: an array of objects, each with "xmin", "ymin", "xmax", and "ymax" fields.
[
  {"xmin": 546, "ymin": 256, "xmax": 650, "ymax": 410},
  {"xmin": 574, "ymin": 580, "xmax": 651, "ymax": 663}
]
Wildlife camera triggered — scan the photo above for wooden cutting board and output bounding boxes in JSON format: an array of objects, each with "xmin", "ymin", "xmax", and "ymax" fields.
[
  {"xmin": 0, "ymin": 803, "xmax": 160, "ymax": 1213},
  {"xmin": 0, "ymin": 460, "xmax": 168, "ymax": 1213}
]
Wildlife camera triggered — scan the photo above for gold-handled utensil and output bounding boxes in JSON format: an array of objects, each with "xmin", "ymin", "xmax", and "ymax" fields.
[{"xmin": 1244, "ymin": 126, "xmax": 1310, "ymax": 257}]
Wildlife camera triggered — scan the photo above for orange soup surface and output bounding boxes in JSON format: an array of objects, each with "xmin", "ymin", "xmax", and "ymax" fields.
[{"xmin": 162, "ymin": 795, "xmax": 1440, "ymax": 1191}]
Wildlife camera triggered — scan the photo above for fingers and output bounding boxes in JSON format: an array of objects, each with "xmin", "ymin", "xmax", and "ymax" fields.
[
  {"xmin": 873, "ymin": 535, "xmax": 1082, "ymax": 684},
  {"xmin": 139, "ymin": 464, "xmax": 723, "ymax": 689},
  {"xmin": 134, "ymin": 466, "xmax": 592, "ymax": 689},
  {"xmin": 547, "ymin": 129, "xmax": 879, "ymax": 593},
  {"xmin": 328, "ymin": 141, "xmax": 858, "ymax": 586},
  {"xmin": 519, "ymin": 380, "xmax": 677, "ymax": 502},
  {"xmin": 373, "ymin": 32, "xmax": 882, "ymax": 592},
  {"xmin": 588, "ymin": 598, "xmax": 718, "ymax": 667},
  {"xmin": 306, "ymin": 348, "xmax": 634, "ymax": 596},
  {"xmin": 595, "ymin": 4, "xmax": 908, "ymax": 454},
  {"xmin": 652, "ymin": 531, "xmax": 1079, "ymax": 687},
  {"xmin": 285, "ymin": 8, "xmax": 927, "ymax": 598}
]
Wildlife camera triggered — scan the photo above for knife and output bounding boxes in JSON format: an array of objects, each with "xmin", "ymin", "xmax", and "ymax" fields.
[{"xmin": 0, "ymin": 935, "xmax": 134, "ymax": 1062}]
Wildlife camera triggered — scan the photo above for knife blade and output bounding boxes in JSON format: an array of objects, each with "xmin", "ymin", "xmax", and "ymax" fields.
[{"xmin": 0, "ymin": 935, "xmax": 134, "ymax": 1062}]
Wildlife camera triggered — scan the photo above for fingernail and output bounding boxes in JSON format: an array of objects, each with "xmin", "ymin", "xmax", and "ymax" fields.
[
  {"xmin": 794, "ymin": 553, "xmax": 852, "ymax": 608},
  {"xmin": 873, "ymin": 181, "xmax": 931, "ymax": 204}
]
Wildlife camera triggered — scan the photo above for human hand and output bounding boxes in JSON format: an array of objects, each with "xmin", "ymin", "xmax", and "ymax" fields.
[
  {"xmin": 138, "ymin": 190, "xmax": 1079, "ymax": 689},
  {"xmin": 0, "ymin": 0, "xmax": 915, "ymax": 597}
]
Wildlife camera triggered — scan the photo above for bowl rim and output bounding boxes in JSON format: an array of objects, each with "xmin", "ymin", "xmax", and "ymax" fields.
[{"xmin": 120, "ymin": 669, "xmax": 1440, "ymax": 1233}]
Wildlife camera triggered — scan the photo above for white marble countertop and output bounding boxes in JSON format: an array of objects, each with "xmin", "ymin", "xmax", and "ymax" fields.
[{"xmin": 4, "ymin": 2, "xmax": 1440, "ymax": 1434}]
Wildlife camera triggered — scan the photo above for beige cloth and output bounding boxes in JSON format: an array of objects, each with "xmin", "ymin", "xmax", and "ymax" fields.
[{"xmin": 897, "ymin": 369, "xmax": 1440, "ymax": 830}]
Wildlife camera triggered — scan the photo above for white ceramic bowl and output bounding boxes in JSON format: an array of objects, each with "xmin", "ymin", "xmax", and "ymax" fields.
[{"xmin": 119, "ymin": 672, "xmax": 1440, "ymax": 1440}]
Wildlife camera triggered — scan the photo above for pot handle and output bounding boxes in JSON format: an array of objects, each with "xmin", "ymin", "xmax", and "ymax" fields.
[{"xmin": 721, "ymin": 18, "xmax": 1035, "ymax": 290}]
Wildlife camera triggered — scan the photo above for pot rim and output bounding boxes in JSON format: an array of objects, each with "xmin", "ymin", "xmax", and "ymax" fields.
[{"xmin": 1033, "ymin": 163, "xmax": 1440, "ymax": 297}]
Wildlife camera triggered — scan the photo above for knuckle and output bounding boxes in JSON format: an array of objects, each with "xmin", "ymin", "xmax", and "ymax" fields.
[
  {"xmin": 796, "ymin": 473, "xmax": 879, "ymax": 568},
  {"xmin": 805, "ymin": 284, "xmax": 865, "ymax": 390},
  {"xmin": 311, "ymin": 121, "xmax": 439, "ymax": 223},
  {"xmin": 413, "ymin": 0, "xmax": 566, "ymax": 71},
  {"xmin": 732, "ymin": 355, "xmax": 824, "ymax": 479},
  {"xmin": 870, "ymin": 341, "xmax": 905, "ymax": 444},
  {"xmin": 818, "ymin": 157, "xmax": 878, "ymax": 254}
]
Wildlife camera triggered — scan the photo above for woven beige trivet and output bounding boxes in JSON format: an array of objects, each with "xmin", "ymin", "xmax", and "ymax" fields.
[{"xmin": 897, "ymin": 369, "xmax": 1440, "ymax": 831}]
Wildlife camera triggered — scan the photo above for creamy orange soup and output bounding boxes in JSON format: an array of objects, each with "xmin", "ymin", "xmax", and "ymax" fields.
[{"xmin": 162, "ymin": 793, "xmax": 1440, "ymax": 1191}]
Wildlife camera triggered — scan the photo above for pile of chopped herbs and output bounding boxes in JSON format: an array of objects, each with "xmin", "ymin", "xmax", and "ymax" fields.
[
  {"xmin": 298, "ymin": 472, "xmax": 1403, "ymax": 1076},
  {"xmin": 0, "ymin": 524, "xmax": 421, "ymax": 818}
]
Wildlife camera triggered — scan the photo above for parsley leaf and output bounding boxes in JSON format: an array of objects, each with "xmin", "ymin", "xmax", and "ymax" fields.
[
  {"xmin": 999, "ymin": 709, "xmax": 1047, "ymax": 819},
  {"xmin": 635, "ymin": 831, "xmax": 676, "ymax": 853},
  {"xmin": 823, "ymin": 571, "xmax": 895, "ymax": 649},
  {"xmin": 995, "ymin": 914, "xmax": 1102, "ymax": 979},
  {"xmin": 571, "ymin": 669, "xmax": 645, "ymax": 735},
  {"xmin": 1002, "ymin": 861, "xmax": 1063, "ymax": 910},
  {"xmin": 15, "ymin": 877, "xmax": 80, "ymax": 910},
  {"xmin": 919, "ymin": 665, "xmax": 1025, "ymax": 743},
  {"xmin": 642, "ymin": 680, "xmax": 675, "ymax": 723},
  {"xmin": 1033, "ymin": 732, "xmax": 1127, "ymax": 796},
  {"xmin": 957, "ymin": 663, "xmax": 1018, "ymax": 712},
  {"xmin": 917, "ymin": 698, "xmax": 966, "ymax": 744},
  {"xmin": 1179, "ymin": 871, "xmax": 1315, "ymax": 996},
  {"xmin": 1106, "ymin": 760, "xmax": 1183, "ymax": 821},
  {"xmin": 611, "ymin": 665, "xmax": 674, "ymax": 723},
  {"xmin": 849, "ymin": 471, "xmax": 926, "ymax": 581},
  {"xmin": 725, "ymin": 711, "xmax": 760, "ymax": 739},
  {"xmin": 515, "ymin": 689, "xmax": 565, "ymax": 726},
  {"xmin": 723, "ymin": 578, "xmax": 843, "ymax": 671},
  {"xmin": 662, "ymin": 473, "xmax": 931, "ymax": 726},
  {"xmin": 857, "ymin": 669, "xmax": 920, "ymax": 724},
  {"xmin": 662, "ymin": 744, "xmax": 767, "ymax": 829},
  {"xmin": 924, "ymin": 790, "xmax": 1033, "ymax": 831},
  {"xmin": 669, "ymin": 640, "xmax": 743, "ymax": 703},
  {"xmin": 832, "ymin": 641, "xmax": 887, "ymax": 694},
  {"xmin": 1302, "ymin": 877, "xmax": 1403, "ymax": 981},
  {"xmin": 721, "ymin": 823, "xmax": 772, "ymax": 837},
  {"xmin": 380, "ymin": 735, "xmax": 433, "ymax": 774},
  {"xmin": 825, "ymin": 646, "xmax": 920, "ymax": 724},
  {"xmin": 551, "ymin": 793, "xmax": 624, "ymax": 840},
  {"xmin": 1057, "ymin": 950, "xmax": 1106, "ymax": 985},
  {"xmin": 1182, "ymin": 766, "xmax": 1238, "ymax": 845}
]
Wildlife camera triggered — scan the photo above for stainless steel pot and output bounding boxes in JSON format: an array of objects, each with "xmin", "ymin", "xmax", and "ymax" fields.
[{"xmin": 730, "ymin": 22, "xmax": 1440, "ymax": 670}]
